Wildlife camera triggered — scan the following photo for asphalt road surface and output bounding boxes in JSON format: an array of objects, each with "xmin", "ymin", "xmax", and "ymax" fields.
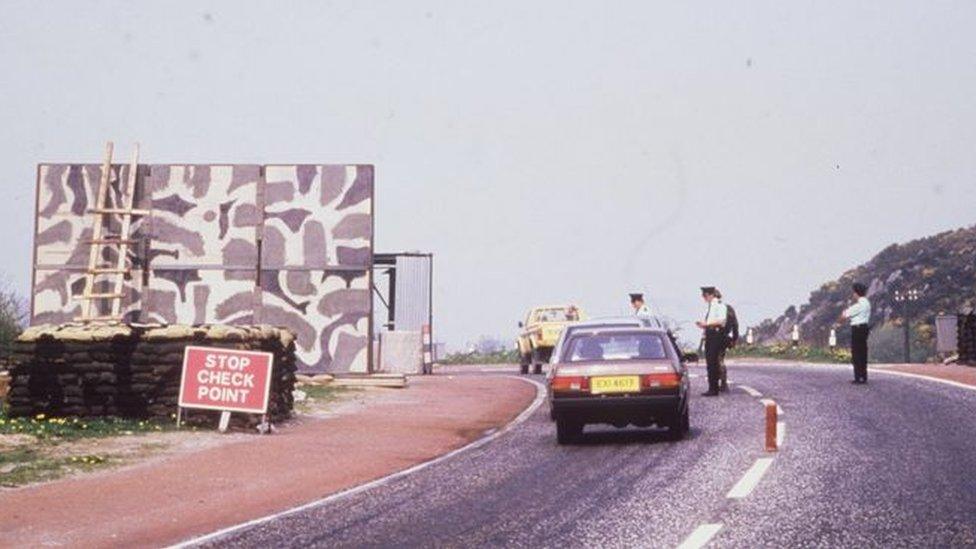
[{"xmin": 204, "ymin": 364, "xmax": 976, "ymax": 548}]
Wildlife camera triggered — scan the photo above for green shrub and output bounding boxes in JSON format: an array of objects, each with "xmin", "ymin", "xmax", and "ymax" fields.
[
  {"xmin": 0, "ymin": 283, "xmax": 26, "ymax": 365},
  {"xmin": 727, "ymin": 343, "xmax": 851, "ymax": 364},
  {"xmin": 440, "ymin": 349, "xmax": 520, "ymax": 365}
]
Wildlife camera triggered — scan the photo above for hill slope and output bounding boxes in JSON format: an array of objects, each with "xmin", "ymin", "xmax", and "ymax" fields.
[{"xmin": 754, "ymin": 225, "xmax": 976, "ymax": 352}]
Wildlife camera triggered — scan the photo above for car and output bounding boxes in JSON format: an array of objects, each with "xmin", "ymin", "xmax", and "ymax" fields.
[
  {"xmin": 546, "ymin": 316, "xmax": 687, "ymax": 418},
  {"xmin": 516, "ymin": 305, "xmax": 586, "ymax": 375},
  {"xmin": 548, "ymin": 326, "xmax": 692, "ymax": 444},
  {"xmin": 548, "ymin": 315, "xmax": 665, "ymax": 368}
]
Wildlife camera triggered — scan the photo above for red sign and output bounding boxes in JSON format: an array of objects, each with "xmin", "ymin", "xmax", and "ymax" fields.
[{"xmin": 179, "ymin": 346, "xmax": 274, "ymax": 414}]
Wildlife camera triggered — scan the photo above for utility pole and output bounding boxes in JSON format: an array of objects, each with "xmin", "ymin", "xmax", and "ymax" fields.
[{"xmin": 894, "ymin": 288, "xmax": 919, "ymax": 363}]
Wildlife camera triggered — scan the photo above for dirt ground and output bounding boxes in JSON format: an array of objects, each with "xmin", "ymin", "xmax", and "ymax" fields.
[{"xmin": 0, "ymin": 383, "xmax": 363, "ymax": 489}]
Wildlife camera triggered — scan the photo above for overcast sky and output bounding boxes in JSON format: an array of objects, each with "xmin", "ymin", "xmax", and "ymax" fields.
[{"xmin": 2, "ymin": 1, "xmax": 975, "ymax": 348}]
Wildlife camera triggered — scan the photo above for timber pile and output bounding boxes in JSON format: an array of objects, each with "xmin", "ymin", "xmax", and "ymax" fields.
[{"xmin": 5, "ymin": 324, "xmax": 296, "ymax": 424}]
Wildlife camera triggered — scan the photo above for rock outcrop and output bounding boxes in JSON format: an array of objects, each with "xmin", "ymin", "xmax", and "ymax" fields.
[{"xmin": 754, "ymin": 224, "xmax": 976, "ymax": 348}]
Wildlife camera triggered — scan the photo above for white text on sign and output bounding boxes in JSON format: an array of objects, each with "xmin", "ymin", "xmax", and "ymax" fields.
[{"xmin": 196, "ymin": 353, "xmax": 256, "ymax": 403}]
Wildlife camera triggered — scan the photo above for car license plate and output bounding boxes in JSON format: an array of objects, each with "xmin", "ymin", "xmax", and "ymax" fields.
[{"xmin": 590, "ymin": 376, "xmax": 640, "ymax": 395}]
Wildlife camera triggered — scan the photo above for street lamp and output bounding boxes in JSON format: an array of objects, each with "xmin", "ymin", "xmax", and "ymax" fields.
[{"xmin": 893, "ymin": 288, "xmax": 920, "ymax": 363}]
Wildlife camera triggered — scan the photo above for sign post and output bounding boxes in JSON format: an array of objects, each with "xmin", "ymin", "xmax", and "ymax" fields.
[{"xmin": 178, "ymin": 346, "xmax": 274, "ymax": 433}]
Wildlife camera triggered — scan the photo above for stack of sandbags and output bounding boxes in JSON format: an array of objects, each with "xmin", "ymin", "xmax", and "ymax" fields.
[{"xmin": 6, "ymin": 324, "xmax": 296, "ymax": 425}]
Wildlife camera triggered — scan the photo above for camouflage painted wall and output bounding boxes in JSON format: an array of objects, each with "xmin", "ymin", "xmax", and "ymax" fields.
[{"xmin": 31, "ymin": 163, "xmax": 374, "ymax": 373}]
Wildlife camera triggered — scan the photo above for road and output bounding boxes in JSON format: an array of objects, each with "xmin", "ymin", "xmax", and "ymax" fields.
[{"xmin": 204, "ymin": 364, "xmax": 976, "ymax": 548}]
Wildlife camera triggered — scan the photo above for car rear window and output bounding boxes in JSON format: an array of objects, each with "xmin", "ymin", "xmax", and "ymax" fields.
[{"xmin": 563, "ymin": 332, "xmax": 669, "ymax": 362}]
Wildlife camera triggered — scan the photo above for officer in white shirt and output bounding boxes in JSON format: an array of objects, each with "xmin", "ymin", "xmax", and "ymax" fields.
[
  {"xmin": 840, "ymin": 282, "xmax": 872, "ymax": 384},
  {"xmin": 630, "ymin": 293, "xmax": 652, "ymax": 323},
  {"xmin": 695, "ymin": 286, "xmax": 727, "ymax": 396}
]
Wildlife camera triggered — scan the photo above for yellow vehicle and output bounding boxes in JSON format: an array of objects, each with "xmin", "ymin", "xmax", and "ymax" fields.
[{"xmin": 517, "ymin": 305, "xmax": 586, "ymax": 375}]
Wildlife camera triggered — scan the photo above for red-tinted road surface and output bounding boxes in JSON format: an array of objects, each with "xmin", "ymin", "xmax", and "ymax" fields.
[{"xmin": 0, "ymin": 375, "xmax": 536, "ymax": 548}]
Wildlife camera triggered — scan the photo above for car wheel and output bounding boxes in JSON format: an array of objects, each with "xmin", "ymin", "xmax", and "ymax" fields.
[
  {"xmin": 531, "ymin": 348, "xmax": 546, "ymax": 375},
  {"xmin": 668, "ymin": 405, "xmax": 690, "ymax": 441},
  {"xmin": 556, "ymin": 419, "xmax": 583, "ymax": 445},
  {"xmin": 519, "ymin": 352, "xmax": 530, "ymax": 375}
]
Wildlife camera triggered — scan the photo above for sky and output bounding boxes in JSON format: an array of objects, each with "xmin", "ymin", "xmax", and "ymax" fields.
[{"xmin": 2, "ymin": 1, "xmax": 975, "ymax": 348}]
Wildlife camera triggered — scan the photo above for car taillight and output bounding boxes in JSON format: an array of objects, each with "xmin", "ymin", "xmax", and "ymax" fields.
[
  {"xmin": 551, "ymin": 376, "xmax": 589, "ymax": 393},
  {"xmin": 641, "ymin": 373, "xmax": 681, "ymax": 389}
]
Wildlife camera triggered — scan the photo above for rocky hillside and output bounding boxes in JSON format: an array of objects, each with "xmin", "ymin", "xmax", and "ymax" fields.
[{"xmin": 754, "ymin": 225, "xmax": 976, "ymax": 347}]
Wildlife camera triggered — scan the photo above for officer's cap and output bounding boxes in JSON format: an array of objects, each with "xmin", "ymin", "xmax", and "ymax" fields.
[
  {"xmin": 700, "ymin": 286, "xmax": 718, "ymax": 296},
  {"xmin": 629, "ymin": 293, "xmax": 644, "ymax": 302}
]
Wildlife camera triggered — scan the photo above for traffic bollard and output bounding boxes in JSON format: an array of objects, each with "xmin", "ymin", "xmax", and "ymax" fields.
[{"xmin": 765, "ymin": 401, "xmax": 777, "ymax": 452}]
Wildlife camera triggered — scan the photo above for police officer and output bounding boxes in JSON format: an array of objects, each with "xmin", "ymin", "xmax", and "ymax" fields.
[
  {"xmin": 696, "ymin": 286, "xmax": 727, "ymax": 396},
  {"xmin": 840, "ymin": 282, "xmax": 872, "ymax": 384},
  {"xmin": 630, "ymin": 293, "xmax": 653, "ymax": 322},
  {"xmin": 714, "ymin": 289, "xmax": 739, "ymax": 392}
]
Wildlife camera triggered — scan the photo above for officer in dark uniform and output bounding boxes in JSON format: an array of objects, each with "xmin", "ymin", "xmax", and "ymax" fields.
[{"xmin": 696, "ymin": 286, "xmax": 727, "ymax": 396}]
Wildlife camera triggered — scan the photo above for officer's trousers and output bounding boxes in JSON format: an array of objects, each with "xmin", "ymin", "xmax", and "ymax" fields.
[
  {"xmin": 704, "ymin": 332, "xmax": 725, "ymax": 393},
  {"xmin": 851, "ymin": 324, "xmax": 869, "ymax": 382}
]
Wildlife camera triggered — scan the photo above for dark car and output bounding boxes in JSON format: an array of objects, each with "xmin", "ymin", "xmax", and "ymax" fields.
[{"xmin": 548, "ymin": 327, "xmax": 691, "ymax": 444}]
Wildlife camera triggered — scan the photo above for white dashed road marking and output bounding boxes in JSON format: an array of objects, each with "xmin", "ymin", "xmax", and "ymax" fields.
[
  {"xmin": 726, "ymin": 457, "xmax": 774, "ymax": 499},
  {"xmin": 676, "ymin": 523, "xmax": 723, "ymax": 549}
]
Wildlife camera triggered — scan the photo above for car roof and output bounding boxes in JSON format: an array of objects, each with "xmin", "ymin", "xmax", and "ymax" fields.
[
  {"xmin": 570, "ymin": 316, "xmax": 640, "ymax": 326},
  {"xmin": 567, "ymin": 326, "xmax": 670, "ymax": 336}
]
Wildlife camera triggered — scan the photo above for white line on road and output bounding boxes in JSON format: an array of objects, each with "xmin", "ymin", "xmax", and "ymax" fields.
[
  {"xmin": 676, "ymin": 523, "xmax": 723, "ymax": 549},
  {"xmin": 169, "ymin": 376, "xmax": 548, "ymax": 548},
  {"xmin": 738, "ymin": 384, "xmax": 762, "ymax": 397},
  {"xmin": 727, "ymin": 457, "xmax": 774, "ymax": 499},
  {"xmin": 777, "ymin": 421, "xmax": 786, "ymax": 447},
  {"xmin": 872, "ymin": 369, "xmax": 976, "ymax": 392}
]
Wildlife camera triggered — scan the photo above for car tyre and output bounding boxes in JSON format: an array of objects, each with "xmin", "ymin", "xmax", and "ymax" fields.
[
  {"xmin": 531, "ymin": 347, "xmax": 546, "ymax": 375},
  {"xmin": 519, "ymin": 352, "xmax": 530, "ymax": 375},
  {"xmin": 667, "ymin": 405, "xmax": 690, "ymax": 441},
  {"xmin": 556, "ymin": 419, "xmax": 583, "ymax": 445}
]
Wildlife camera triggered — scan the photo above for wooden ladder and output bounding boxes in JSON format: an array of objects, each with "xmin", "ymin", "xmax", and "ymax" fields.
[{"xmin": 76, "ymin": 142, "xmax": 146, "ymax": 323}]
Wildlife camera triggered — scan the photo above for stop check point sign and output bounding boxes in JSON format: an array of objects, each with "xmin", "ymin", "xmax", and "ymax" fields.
[{"xmin": 179, "ymin": 346, "xmax": 274, "ymax": 414}]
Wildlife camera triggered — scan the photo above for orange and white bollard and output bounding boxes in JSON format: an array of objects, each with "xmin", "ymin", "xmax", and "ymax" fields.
[{"xmin": 764, "ymin": 400, "xmax": 778, "ymax": 452}]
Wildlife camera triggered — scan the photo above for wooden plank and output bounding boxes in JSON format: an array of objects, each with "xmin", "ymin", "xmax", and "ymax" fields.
[
  {"xmin": 81, "ymin": 141, "xmax": 114, "ymax": 321},
  {"xmin": 111, "ymin": 143, "xmax": 139, "ymax": 318},
  {"xmin": 75, "ymin": 292, "xmax": 125, "ymax": 300},
  {"xmin": 82, "ymin": 238, "xmax": 138, "ymax": 245}
]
